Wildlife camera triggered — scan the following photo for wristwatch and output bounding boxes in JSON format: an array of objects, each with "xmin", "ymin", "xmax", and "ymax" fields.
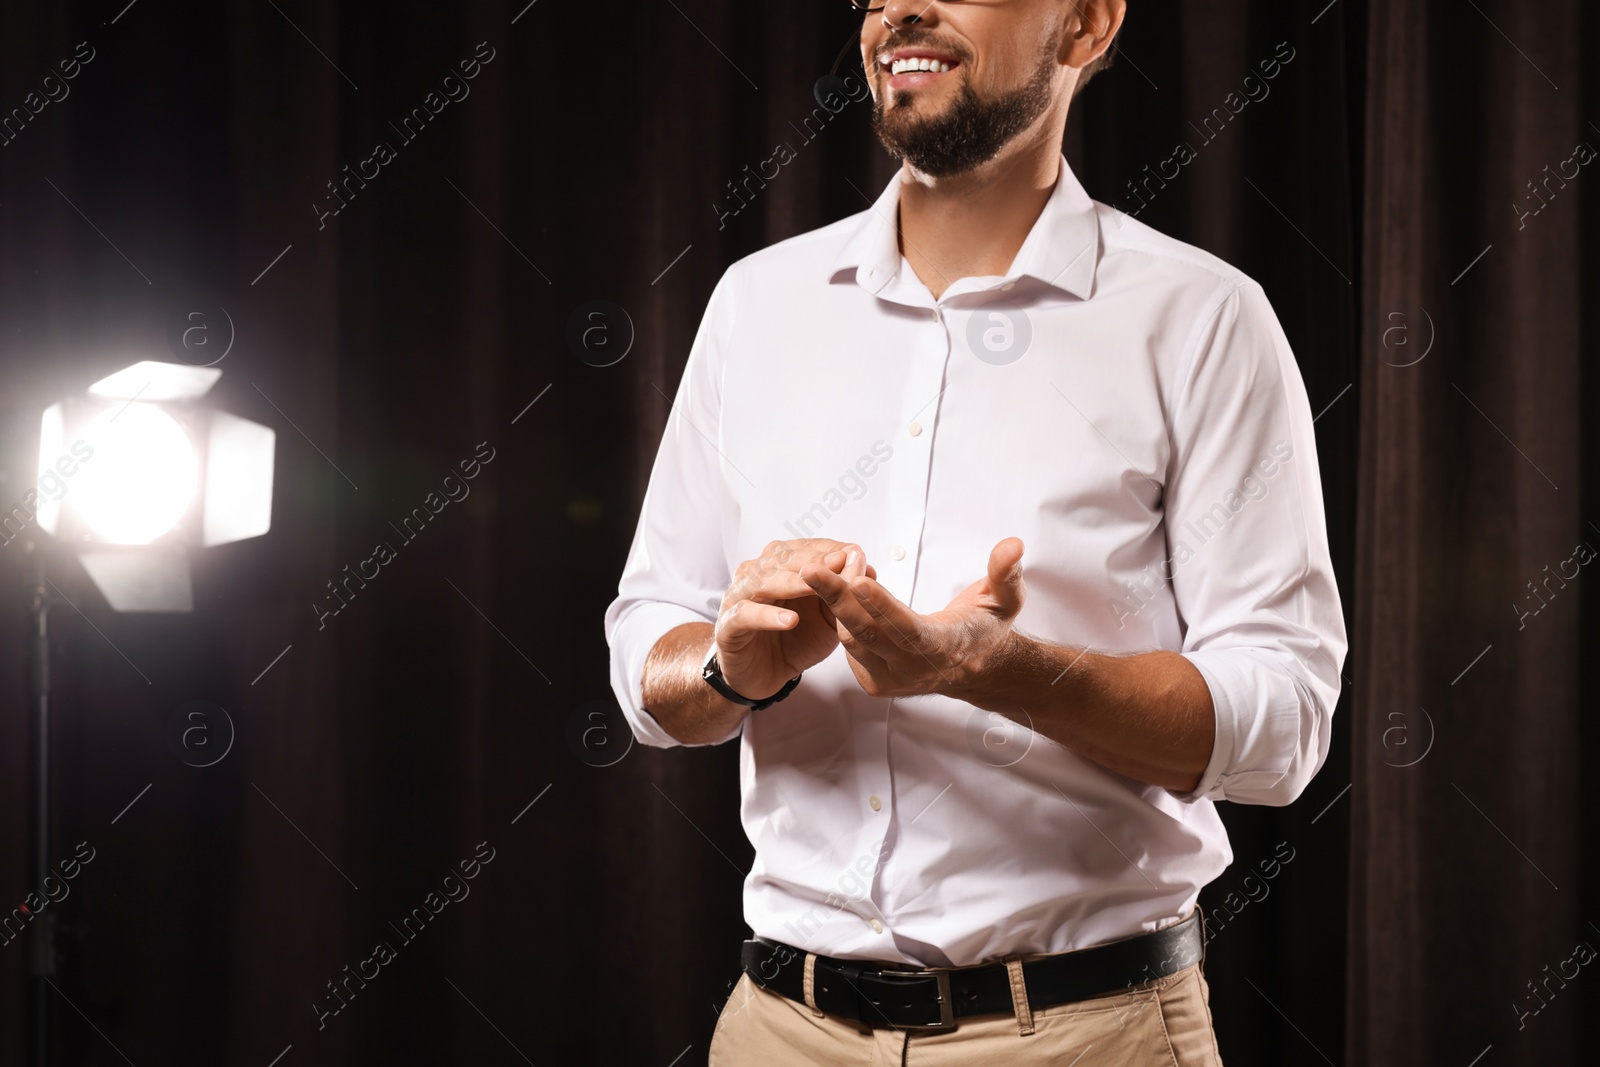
[{"xmin": 701, "ymin": 644, "xmax": 802, "ymax": 711}]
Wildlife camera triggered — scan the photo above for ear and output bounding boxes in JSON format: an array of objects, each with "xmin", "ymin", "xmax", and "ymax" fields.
[{"xmin": 1061, "ymin": 0, "xmax": 1126, "ymax": 69}]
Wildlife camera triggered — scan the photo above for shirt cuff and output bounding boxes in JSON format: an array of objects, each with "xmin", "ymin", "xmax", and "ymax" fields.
[
  {"xmin": 1178, "ymin": 648, "xmax": 1307, "ymax": 804},
  {"xmin": 608, "ymin": 601, "xmax": 721, "ymax": 749}
]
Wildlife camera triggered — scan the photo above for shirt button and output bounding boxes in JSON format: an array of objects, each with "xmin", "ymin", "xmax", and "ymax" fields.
[
  {"xmin": 1001, "ymin": 281, "xmax": 1015, "ymax": 291},
  {"xmin": 908, "ymin": 421, "xmax": 922, "ymax": 437},
  {"xmin": 930, "ymin": 308, "xmax": 940, "ymax": 322},
  {"xmin": 890, "ymin": 545, "xmax": 905, "ymax": 561},
  {"xmin": 870, "ymin": 919, "xmax": 884, "ymax": 933},
  {"xmin": 869, "ymin": 795, "xmax": 883, "ymax": 811}
]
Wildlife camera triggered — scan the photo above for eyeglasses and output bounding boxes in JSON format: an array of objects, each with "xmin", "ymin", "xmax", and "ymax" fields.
[{"xmin": 847, "ymin": 0, "xmax": 970, "ymax": 11}]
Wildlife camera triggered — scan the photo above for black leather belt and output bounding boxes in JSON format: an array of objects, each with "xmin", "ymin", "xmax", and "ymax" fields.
[{"xmin": 741, "ymin": 910, "xmax": 1204, "ymax": 1031}]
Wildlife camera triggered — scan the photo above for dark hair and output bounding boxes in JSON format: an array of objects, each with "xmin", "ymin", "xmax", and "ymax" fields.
[{"xmin": 1072, "ymin": 30, "xmax": 1120, "ymax": 98}]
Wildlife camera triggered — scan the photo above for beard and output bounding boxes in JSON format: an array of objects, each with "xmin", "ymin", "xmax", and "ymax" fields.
[{"xmin": 869, "ymin": 44, "xmax": 1056, "ymax": 178}]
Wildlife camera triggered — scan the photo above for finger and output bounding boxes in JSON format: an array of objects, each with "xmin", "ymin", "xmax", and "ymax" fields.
[
  {"xmin": 986, "ymin": 537, "xmax": 1026, "ymax": 615},
  {"xmin": 807, "ymin": 544, "xmax": 862, "ymax": 575},
  {"xmin": 732, "ymin": 569, "xmax": 829, "ymax": 605},
  {"xmin": 840, "ymin": 573, "xmax": 929, "ymax": 652},
  {"xmin": 830, "ymin": 549, "xmax": 892, "ymax": 666},
  {"xmin": 818, "ymin": 548, "xmax": 877, "ymax": 581},
  {"xmin": 734, "ymin": 541, "xmax": 869, "ymax": 601},
  {"xmin": 732, "ymin": 543, "xmax": 857, "ymax": 591},
  {"xmin": 733, "ymin": 546, "xmax": 849, "ymax": 603},
  {"xmin": 799, "ymin": 552, "xmax": 854, "ymax": 603},
  {"xmin": 772, "ymin": 540, "xmax": 863, "ymax": 574},
  {"xmin": 804, "ymin": 555, "xmax": 922, "ymax": 654},
  {"xmin": 716, "ymin": 599, "xmax": 798, "ymax": 649},
  {"xmin": 836, "ymin": 614, "xmax": 890, "ymax": 672}
]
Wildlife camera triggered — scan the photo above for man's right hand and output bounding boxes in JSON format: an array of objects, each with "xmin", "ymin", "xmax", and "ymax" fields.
[{"xmin": 715, "ymin": 539, "xmax": 877, "ymax": 700}]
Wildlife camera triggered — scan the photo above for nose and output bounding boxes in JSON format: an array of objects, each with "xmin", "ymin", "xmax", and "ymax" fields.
[{"xmin": 880, "ymin": 0, "xmax": 940, "ymax": 30}]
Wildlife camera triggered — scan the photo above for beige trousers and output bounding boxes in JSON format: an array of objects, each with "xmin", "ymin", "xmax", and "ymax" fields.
[{"xmin": 708, "ymin": 959, "xmax": 1223, "ymax": 1066}]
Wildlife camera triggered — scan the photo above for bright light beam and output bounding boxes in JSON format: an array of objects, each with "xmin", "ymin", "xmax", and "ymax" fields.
[{"xmin": 74, "ymin": 403, "xmax": 198, "ymax": 545}]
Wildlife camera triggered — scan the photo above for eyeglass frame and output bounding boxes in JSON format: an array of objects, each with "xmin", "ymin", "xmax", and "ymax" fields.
[{"xmin": 848, "ymin": 0, "xmax": 975, "ymax": 12}]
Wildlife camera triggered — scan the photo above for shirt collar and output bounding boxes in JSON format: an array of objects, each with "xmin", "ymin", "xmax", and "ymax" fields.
[{"xmin": 828, "ymin": 153, "xmax": 1100, "ymax": 301}]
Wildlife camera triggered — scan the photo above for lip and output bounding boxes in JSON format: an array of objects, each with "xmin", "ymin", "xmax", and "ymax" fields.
[{"xmin": 887, "ymin": 66, "xmax": 956, "ymax": 89}]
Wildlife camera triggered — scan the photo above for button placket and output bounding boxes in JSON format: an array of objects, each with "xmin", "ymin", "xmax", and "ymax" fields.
[
  {"xmin": 877, "ymin": 309, "xmax": 950, "ymax": 609},
  {"xmin": 852, "ymin": 299, "xmax": 951, "ymax": 943}
]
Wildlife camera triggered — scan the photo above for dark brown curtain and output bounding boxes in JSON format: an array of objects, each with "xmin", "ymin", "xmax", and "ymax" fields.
[
  {"xmin": 0, "ymin": 1, "xmax": 1592, "ymax": 1064},
  {"xmin": 1348, "ymin": 1, "xmax": 1599, "ymax": 1065}
]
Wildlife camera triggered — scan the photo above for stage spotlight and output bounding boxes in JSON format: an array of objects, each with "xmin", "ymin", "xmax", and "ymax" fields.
[
  {"xmin": 34, "ymin": 359, "xmax": 276, "ymax": 611},
  {"xmin": 17, "ymin": 358, "xmax": 279, "ymax": 1066}
]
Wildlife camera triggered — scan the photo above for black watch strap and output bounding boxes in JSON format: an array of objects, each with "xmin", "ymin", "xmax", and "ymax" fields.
[{"xmin": 702, "ymin": 648, "xmax": 801, "ymax": 711}]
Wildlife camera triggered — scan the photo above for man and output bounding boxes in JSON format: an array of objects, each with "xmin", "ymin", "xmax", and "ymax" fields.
[{"xmin": 604, "ymin": 0, "xmax": 1346, "ymax": 1061}]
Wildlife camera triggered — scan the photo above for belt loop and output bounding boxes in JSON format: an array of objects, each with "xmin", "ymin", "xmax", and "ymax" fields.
[
  {"xmin": 1003, "ymin": 956, "xmax": 1035, "ymax": 1036},
  {"xmin": 802, "ymin": 952, "xmax": 825, "ymax": 1017}
]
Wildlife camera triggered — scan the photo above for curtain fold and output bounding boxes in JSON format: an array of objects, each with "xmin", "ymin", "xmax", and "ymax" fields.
[{"xmin": 1349, "ymin": 1, "xmax": 1591, "ymax": 1064}]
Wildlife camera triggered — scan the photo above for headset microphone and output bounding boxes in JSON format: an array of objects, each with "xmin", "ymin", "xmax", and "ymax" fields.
[{"xmin": 814, "ymin": 28, "xmax": 866, "ymax": 109}]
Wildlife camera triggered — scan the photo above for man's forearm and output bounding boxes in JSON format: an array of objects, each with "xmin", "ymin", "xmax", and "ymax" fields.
[
  {"xmin": 952, "ymin": 632, "xmax": 1214, "ymax": 793},
  {"xmin": 640, "ymin": 622, "xmax": 749, "ymax": 745}
]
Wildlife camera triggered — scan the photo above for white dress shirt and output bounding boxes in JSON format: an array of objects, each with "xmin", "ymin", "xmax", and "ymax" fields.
[{"xmin": 604, "ymin": 153, "xmax": 1346, "ymax": 968}]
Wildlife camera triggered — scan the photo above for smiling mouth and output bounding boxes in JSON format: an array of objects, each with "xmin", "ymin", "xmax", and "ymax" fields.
[{"xmin": 881, "ymin": 54, "xmax": 961, "ymax": 89}]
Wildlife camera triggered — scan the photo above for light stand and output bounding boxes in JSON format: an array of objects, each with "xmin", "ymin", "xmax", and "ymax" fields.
[{"xmin": 25, "ymin": 541, "xmax": 53, "ymax": 1067}]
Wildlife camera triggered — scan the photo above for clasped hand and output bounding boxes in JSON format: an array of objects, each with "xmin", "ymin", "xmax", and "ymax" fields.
[
  {"xmin": 712, "ymin": 536, "xmax": 1026, "ymax": 704},
  {"xmin": 799, "ymin": 537, "xmax": 1027, "ymax": 701}
]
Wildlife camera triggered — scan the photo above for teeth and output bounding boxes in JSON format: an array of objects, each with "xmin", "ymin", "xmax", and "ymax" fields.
[{"xmin": 889, "ymin": 57, "xmax": 952, "ymax": 75}]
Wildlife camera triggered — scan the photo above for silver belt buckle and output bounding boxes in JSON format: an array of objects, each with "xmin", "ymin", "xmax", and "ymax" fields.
[{"xmin": 873, "ymin": 967, "xmax": 955, "ymax": 1030}]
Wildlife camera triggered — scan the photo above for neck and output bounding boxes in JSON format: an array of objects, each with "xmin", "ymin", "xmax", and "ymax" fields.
[{"xmin": 895, "ymin": 129, "xmax": 1064, "ymax": 301}]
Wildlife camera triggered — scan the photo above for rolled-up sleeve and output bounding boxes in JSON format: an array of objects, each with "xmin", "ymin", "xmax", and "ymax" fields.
[
  {"xmin": 1164, "ymin": 278, "xmax": 1347, "ymax": 806},
  {"xmin": 602, "ymin": 263, "xmax": 745, "ymax": 749}
]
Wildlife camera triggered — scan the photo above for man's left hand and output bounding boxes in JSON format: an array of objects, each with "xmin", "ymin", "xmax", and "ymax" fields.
[{"xmin": 800, "ymin": 538, "xmax": 1027, "ymax": 700}]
